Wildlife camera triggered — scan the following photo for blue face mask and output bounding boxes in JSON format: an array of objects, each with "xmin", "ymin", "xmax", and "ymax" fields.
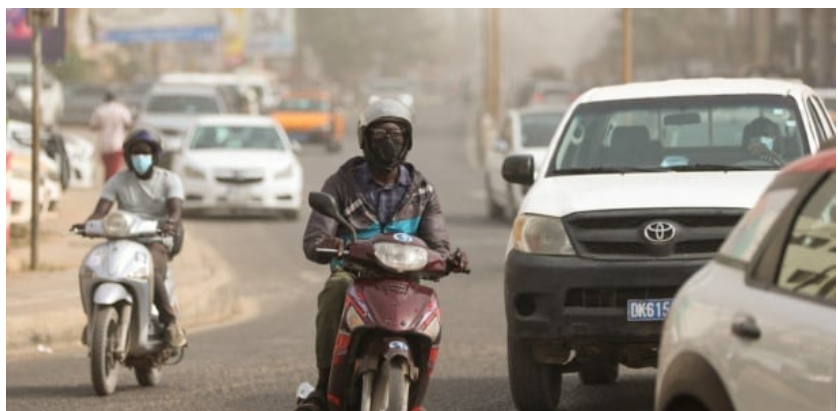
[{"xmin": 130, "ymin": 154, "xmax": 154, "ymax": 174}]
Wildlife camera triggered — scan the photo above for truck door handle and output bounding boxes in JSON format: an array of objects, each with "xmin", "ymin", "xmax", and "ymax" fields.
[{"xmin": 731, "ymin": 314, "xmax": 761, "ymax": 340}]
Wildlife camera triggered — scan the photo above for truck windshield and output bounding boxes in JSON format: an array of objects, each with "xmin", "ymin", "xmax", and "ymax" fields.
[{"xmin": 546, "ymin": 95, "xmax": 808, "ymax": 176}]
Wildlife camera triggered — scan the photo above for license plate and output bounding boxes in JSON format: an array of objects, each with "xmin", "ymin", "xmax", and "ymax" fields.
[
  {"xmin": 226, "ymin": 186, "xmax": 247, "ymax": 203},
  {"xmin": 627, "ymin": 299, "xmax": 672, "ymax": 322}
]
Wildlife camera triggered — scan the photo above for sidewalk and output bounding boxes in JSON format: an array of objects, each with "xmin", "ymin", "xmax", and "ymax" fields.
[{"xmin": 5, "ymin": 184, "xmax": 241, "ymax": 356}]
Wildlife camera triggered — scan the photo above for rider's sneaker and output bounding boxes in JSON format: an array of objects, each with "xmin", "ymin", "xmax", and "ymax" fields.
[
  {"xmin": 295, "ymin": 389, "xmax": 327, "ymax": 411},
  {"xmin": 166, "ymin": 322, "xmax": 188, "ymax": 348}
]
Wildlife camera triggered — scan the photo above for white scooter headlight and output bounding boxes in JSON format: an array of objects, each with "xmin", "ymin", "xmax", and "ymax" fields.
[
  {"xmin": 103, "ymin": 213, "xmax": 130, "ymax": 237},
  {"xmin": 373, "ymin": 243, "xmax": 429, "ymax": 272}
]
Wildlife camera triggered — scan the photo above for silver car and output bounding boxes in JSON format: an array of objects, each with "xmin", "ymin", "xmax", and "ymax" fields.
[
  {"xmin": 137, "ymin": 83, "xmax": 231, "ymax": 167},
  {"xmin": 656, "ymin": 148, "xmax": 836, "ymax": 411}
]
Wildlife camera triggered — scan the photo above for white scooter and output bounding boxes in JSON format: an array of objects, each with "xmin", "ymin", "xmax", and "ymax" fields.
[{"xmin": 72, "ymin": 211, "xmax": 184, "ymax": 396}]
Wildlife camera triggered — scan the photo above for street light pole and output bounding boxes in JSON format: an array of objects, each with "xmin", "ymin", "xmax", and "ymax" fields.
[
  {"xmin": 623, "ymin": 8, "xmax": 633, "ymax": 83},
  {"xmin": 486, "ymin": 8, "xmax": 501, "ymax": 121},
  {"xmin": 29, "ymin": 9, "xmax": 44, "ymax": 270},
  {"xmin": 26, "ymin": 8, "xmax": 57, "ymax": 270}
]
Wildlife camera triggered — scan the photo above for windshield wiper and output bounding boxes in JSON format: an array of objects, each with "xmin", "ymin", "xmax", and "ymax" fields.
[
  {"xmin": 552, "ymin": 167, "xmax": 664, "ymax": 175},
  {"xmin": 665, "ymin": 164, "xmax": 774, "ymax": 172}
]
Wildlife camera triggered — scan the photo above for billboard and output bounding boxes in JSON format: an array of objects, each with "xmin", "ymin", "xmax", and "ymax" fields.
[
  {"xmin": 90, "ymin": 9, "xmax": 220, "ymax": 43},
  {"xmin": 6, "ymin": 8, "xmax": 66, "ymax": 63},
  {"xmin": 245, "ymin": 8, "xmax": 295, "ymax": 57}
]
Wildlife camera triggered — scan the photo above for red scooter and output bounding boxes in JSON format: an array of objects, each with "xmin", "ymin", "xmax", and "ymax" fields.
[{"xmin": 306, "ymin": 192, "xmax": 468, "ymax": 411}]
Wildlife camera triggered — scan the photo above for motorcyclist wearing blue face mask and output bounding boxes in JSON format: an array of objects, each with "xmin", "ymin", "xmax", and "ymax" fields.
[{"xmin": 78, "ymin": 128, "xmax": 188, "ymax": 349}]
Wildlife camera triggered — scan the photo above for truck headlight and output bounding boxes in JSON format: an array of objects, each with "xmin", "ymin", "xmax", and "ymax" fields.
[
  {"xmin": 511, "ymin": 214, "xmax": 576, "ymax": 255},
  {"xmin": 103, "ymin": 213, "xmax": 130, "ymax": 237},
  {"xmin": 374, "ymin": 243, "xmax": 429, "ymax": 272}
]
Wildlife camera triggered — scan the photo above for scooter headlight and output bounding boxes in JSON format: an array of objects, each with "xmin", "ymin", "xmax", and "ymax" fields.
[
  {"xmin": 373, "ymin": 243, "xmax": 429, "ymax": 272},
  {"xmin": 345, "ymin": 305, "xmax": 366, "ymax": 330},
  {"xmin": 103, "ymin": 213, "xmax": 130, "ymax": 237},
  {"xmin": 419, "ymin": 316, "xmax": 441, "ymax": 341}
]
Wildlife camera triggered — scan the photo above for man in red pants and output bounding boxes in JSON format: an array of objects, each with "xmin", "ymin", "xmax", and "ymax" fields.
[{"xmin": 90, "ymin": 90, "xmax": 133, "ymax": 182}]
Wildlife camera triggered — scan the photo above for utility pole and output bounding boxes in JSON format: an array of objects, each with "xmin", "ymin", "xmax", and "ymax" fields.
[
  {"xmin": 486, "ymin": 8, "xmax": 501, "ymax": 121},
  {"xmin": 26, "ymin": 8, "xmax": 57, "ymax": 270},
  {"xmin": 476, "ymin": 8, "xmax": 501, "ymax": 168},
  {"xmin": 622, "ymin": 8, "xmax": 633, "ymax": 83}
]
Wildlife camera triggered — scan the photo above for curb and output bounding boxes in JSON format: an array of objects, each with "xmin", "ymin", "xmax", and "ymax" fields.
[{"xmin": 5, "ymin": 235, "xmax": 240, "ymax": 357}]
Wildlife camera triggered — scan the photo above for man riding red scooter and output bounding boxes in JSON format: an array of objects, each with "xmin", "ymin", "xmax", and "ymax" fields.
[{"xmin": 298, "ymin": 98, "xmax": 470, "ymax": 411}]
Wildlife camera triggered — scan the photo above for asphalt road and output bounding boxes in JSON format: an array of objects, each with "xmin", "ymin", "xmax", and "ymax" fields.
[{"xmin": 6, "ymin": 99, "xmax": 657, "ymax": 411}]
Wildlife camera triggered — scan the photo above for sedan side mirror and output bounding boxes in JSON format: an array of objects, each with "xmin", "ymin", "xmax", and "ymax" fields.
[
  {"xmin": 291, "ymin": 140, "xmax": 302, "ymax": 154},
  {"xmin": 502, "ymin": 154, "xmax": 535, "ymax": 185}
]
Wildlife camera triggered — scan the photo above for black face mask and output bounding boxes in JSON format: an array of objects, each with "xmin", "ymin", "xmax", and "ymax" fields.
[{"xmin": 363, "ymin": 136, "xmax": 406, "ymax": 172}]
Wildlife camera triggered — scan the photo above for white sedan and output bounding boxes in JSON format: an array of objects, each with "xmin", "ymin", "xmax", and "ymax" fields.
[
  {"xmin": 483, "ymin": 105, "xmax": 565, "ymax": 220},
  {"xmin": 173, "ymin": 116, "xmax": 303, "ymax": 219}
]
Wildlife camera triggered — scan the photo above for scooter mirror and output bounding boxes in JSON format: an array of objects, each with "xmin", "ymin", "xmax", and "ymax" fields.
[{"xmin": 308, "ymin": 191, "xmax": 357, "ymax": 241}]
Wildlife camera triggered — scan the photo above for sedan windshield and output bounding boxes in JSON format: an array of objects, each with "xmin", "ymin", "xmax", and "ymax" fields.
[
  {"xmin": 146, "ymin": 95, "xmax": 221, "ymax": 114},
  {"xmin": 190, "ymin": 126, "xmax": 286, "ymax": 150},
  {"xmin": 276, "ymin": 98, "xmax": 330, "ymax": 112},
  {"xmin": 520, "ymin": 112, "xmax": 564, "ymax": 147},
  {"xmin": 546, "ymin": 95, "xmax": 808, "ymax": 176}
]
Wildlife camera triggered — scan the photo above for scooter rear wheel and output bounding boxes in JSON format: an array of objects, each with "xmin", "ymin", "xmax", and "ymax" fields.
[{"xmin": 91, "ymin": 305, "xmax": 120, "ymax": 396}]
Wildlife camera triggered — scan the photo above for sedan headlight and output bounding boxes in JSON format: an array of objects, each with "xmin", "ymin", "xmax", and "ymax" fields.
[
  {"xmin": 183, "ymin": 164, "xmax": 207, "ymax": 180},
  {"xmin": 11, "ymin": 167, "xmax": 29, "ymax": 180},
  {"xmin": 274, "ymin": 166, "xmax": 293, "ymax": 179},
  {"xmin": 511, "ymin": 214, "xmax": 576, "ymax": 255},
  {"xmin": 103, "ymin": 213, "xmax": 130, "ymax": 237},
  {"xmin": 373, "ymin": 242, "xmax": 429, "ymax": 272}
]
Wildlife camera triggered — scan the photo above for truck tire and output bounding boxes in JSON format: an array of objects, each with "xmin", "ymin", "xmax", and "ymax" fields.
[{"xmin": 507, "ymin": 337, "xmax": 562, "ymax": 411}]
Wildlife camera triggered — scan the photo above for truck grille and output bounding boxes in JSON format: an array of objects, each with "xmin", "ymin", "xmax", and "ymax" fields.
[
  {"xmin": 564, "ymin": 208, "xmax": 745, "ymax": 260},
  {"xmin": 565, "ymin": 287, "xmax": 680, "ymax": 307}
]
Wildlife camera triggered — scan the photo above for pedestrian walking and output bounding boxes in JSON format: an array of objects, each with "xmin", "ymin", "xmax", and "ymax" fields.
[{"xmin": 90, "ymin": 90, "xmax": 133, "ymax": 181}]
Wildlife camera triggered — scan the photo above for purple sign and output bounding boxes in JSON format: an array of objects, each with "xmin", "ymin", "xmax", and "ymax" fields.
[{"xmin": 6, "ymin": 8, "xmax": 66, "ymax": 63}]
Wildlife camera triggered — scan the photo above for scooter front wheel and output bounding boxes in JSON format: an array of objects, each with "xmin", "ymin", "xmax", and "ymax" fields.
[
  {"xmin": 369, "ymin": 358, "xmax": 410, "ymax": 411},
  {"xmin": 91, "ymin": 305, "xmax": 121, "ymax": 396}
]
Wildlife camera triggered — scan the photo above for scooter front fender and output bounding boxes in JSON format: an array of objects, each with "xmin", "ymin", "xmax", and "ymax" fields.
[
  {"xmin": 358, "ymin": 337, "xmax": 419, "ymax": 382},
  {"xmin": 93, "ymin": 283, "xmax": 134, "ymax": 306}
]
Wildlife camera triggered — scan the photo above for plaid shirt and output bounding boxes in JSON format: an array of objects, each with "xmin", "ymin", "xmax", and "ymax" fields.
[{"xmin": 354, "ymin": 163, "xmax": 411, "ymax": 225}]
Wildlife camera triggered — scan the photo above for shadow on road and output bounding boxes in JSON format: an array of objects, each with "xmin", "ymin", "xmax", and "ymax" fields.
[{"xmin": 5, "ymin": 384, "xmax": 92, "ymax": 400}]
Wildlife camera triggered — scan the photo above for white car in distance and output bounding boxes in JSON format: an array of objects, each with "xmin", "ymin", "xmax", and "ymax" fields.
[
  {"xmin": 484, "ymin": 105, "xmax": 566, "ymax": 220},
  {"xmin": 173, "ymin": 115, "xmax": 303, "ymax": 219}
]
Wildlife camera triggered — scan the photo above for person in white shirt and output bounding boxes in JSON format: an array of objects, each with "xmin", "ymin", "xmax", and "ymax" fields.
[
  {"xmin": 76, "ymin": 129, "xmax": 188, "ymax": 349},
  {"xmin": 89, "ymin": 90, "xmax": 133, "ymax": 182}
]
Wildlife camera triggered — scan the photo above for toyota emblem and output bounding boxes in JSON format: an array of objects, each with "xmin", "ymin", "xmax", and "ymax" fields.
[{"xmin": 643, "ymin": 221, "xmax": 676, "ymax": 244}]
